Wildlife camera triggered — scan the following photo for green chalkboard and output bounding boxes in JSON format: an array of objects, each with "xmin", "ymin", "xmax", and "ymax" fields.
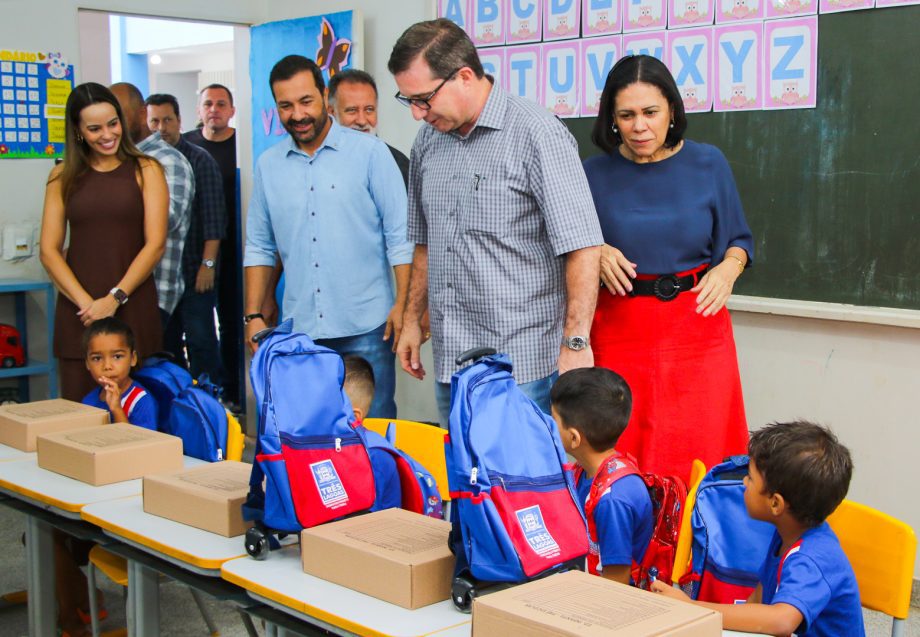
[{"xmin": 567, "ymin": 9, "xmax": 920, "ymax": 310}]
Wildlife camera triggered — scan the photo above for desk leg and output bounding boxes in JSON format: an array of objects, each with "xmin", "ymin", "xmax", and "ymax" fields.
[
  {"xmin": 126, "ymin": 560, "xmax": 159, "ymax": 637},
  {"xmin": 24, "ymin": 515, "xmax": 55, "ymax": 637}
]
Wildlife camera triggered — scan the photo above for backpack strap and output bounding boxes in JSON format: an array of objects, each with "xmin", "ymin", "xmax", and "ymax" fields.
[
  {"xmin": 582, "ymin": 451, "xmax": 640, "ymax": 575},
  {"xmin": 121, "ymin": 385, "xmax": 147, "ymax": 418}
]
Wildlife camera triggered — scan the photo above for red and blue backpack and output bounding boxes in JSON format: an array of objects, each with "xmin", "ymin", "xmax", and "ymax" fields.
[{"xmin": 364, "ymin": 422, "xmax": 443, "ymax": 519}]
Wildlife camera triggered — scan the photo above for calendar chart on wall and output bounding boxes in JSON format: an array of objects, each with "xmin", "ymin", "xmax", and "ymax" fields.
[{"xmin": 0, "ymin": 49, "xmax": 74, "ymax": 159}]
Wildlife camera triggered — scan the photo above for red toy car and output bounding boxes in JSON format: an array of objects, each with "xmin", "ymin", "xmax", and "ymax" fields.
[{"xmin": 0, "ymin": 324, "xmax": 25, "ymax": 368}]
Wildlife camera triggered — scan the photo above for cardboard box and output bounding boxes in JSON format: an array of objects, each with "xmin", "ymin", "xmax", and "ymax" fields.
[
  {"xmin": 472, "ymin": 570, "xmax": 721, "ymax": 636},
  {"xmin": 0, "ymin": 399, "xmax": 109, "ymax": 452},
  {"xmin": 37, "ymin": 424, "xmax": 183, "ymax": 485},
  {"xmin": 143, "ymin": 461, "xmax": 253, "ymax": 537},
  {"xmin": 301, "ymin": 508, "xmax": 454, "ymax": 609}
]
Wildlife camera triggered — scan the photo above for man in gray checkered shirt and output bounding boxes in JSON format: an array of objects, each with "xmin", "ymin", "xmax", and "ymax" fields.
[{"xmin": 389, "ymin": 19, "xmax": 603, "ymax": 425}]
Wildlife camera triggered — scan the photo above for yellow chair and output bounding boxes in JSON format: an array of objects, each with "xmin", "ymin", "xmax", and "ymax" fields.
[
  {"xmin": 827, "ymin": 499, "xmax": 917, "ymax": 637},
  {"xmin": 85, "ymin": 408, "xmax": 243, "ymax": 636},
  {"xmin": 671, "ymin": 459, "xmax": 707, "ymax": 583},
  {"xmin": 362, "ymin": 418, "xmax": 450, "ymax": 502}
]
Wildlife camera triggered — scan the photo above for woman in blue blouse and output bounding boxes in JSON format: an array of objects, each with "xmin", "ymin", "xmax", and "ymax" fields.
[{"xmin": 582, "ymin": 55, "xmax": 754, "ymax": 480}]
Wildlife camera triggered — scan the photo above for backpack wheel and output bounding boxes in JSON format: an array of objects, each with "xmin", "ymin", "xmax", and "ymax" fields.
[
  {"xmin": 451, "ymin": 575, "xmax": 477, "ymax": 613},
  {"xmin": 245, "ymin": 527, "xmax": 270, "ymax": 560}
]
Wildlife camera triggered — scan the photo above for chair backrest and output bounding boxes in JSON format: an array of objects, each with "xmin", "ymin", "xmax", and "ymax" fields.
[
  {"xmin": 671, "ymin": 458, "xmax": 707, "ymax": 582},
  {"xmin": 827, "ymin": 499, "xmax": 917, "ymax": 621},
  {"xmin": 226, "ymin": 412, "xmax": 245, "ymax": 463},
  {"xmin": 363, "ymin": 418, "xmax": 449, "ymax": 501}
]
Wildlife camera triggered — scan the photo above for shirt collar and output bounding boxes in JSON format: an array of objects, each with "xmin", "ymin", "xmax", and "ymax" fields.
[
  {"xmin": 284, "ymin": 117, "xmax": 342, "ymax": 158},
  {"xmin": 137, "ymin": 130, "xmax": 162, "ymax": 151},
  {"xmin": 462, "ymin": 76, "xmax": 505, "ymax": 136}
]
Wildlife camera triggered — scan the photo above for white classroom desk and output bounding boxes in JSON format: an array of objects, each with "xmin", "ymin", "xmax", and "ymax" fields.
[
  {"xmin": 81, "ymin": 495, "xmax": 249, "ymax": 636},
  {"xmin": 0, "ymin": 455, "xmax": 204, "ymax": 637},
  {"xmin": 222, "ymin": 546, "xmax": 767, "ymax": 637},
  {"xmin": 221, "ymin": 545, "xmax": 472, "ymax": 637},
  {"xmin": 0, "ymin": 442, "xmax": 33, "ymax": 462}
]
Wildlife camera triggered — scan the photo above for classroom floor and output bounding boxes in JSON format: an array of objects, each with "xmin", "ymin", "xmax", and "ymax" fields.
[{"xmin": 0, "ymin": 454, "xmax": 916, "ymax": 637}]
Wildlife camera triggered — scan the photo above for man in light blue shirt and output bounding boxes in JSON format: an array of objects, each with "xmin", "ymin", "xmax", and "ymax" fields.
[{"xmin": 244, "ymin": 55, "xmax": 412, "ymax": 418}]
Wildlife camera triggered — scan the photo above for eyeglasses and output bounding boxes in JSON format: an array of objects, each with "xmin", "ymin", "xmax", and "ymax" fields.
[{"xmin": 394, "ymin": 69, "xmax": 460, "ymax": 110}]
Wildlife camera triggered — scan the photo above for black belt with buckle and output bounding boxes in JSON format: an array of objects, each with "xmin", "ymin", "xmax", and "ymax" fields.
[{"xmin": 629, "ymin": 269, "xmax": 707, "ymax": 301}]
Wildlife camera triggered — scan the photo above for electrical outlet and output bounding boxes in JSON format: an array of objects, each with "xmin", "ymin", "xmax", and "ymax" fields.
[{"xmin": 2, "ymin": 224, "xmax": 35, "ymax": 260}]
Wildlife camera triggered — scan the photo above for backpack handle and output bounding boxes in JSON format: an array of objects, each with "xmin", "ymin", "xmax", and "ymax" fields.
[{"xmin": 455, "ymin": 347, "xmax": 497, "ymax": 366}]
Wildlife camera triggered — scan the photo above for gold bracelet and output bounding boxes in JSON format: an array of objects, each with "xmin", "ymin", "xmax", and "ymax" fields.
[{"xmin": 727, "ymin": 255, "xmax": 745, "ymax": 274}]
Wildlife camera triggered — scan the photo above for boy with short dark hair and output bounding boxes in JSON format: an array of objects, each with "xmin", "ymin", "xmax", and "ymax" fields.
[
  {"xmin": 550, "ymin": 367, "xmax": 653, "ymax": 584},
  {"xmin": 81, "ymin": 317, "xmax": 157, "ymax": 430},
  {"xmin": 342, "ymin": 355, "xmax": 401, "ymax": 511},
  {"xmin": 652, "ymin": 421, "xmax": 864, "ymax": 637}
]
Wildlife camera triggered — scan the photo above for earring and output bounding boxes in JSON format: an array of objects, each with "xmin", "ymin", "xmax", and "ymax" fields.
[
  {"xmin": 611, "ymin": 125, "xmax": 618, "ymax": 134},
  {"xmin": 76, "ymin": 134, "xmax": 84, "ymax": 143},
  {"xmin": 669, "ymin": 123, "xmax": 674, "ymax": 129}
]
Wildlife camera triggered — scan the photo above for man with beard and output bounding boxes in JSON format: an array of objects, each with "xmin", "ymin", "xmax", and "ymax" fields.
[
  {"xmin": 243, "ymin": 55, "xmax": 412, "ymax": 418},
  {"xmin": 326, "ymin": 69, "xmax": 409, "ymax": 187}
]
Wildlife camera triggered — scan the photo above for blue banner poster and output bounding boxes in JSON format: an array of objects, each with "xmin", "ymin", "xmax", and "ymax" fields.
[
  {"xmin": 250, "ymin": 11, "xmax": 361, "ymax": 164},
  {"xmin": 0, "ymin": 49, "xmax": 74, "ymax": 159}
]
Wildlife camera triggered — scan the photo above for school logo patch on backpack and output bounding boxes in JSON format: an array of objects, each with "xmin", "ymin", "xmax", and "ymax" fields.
[
  {"xmin": 516, "ymin": 505, "xmax": 561, "ymax": 560},
  {"xmin": 310, "ymin": 459, "xmax": 349, "ymax": 509}
]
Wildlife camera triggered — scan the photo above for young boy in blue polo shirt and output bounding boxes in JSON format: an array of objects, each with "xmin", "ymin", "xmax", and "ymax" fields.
[
  {"xmin": 550, "ymin": 368, "xmax": 653, "ymax": 584},
  {"xmin": 342, "ymin": 355, "xmax": 401, "ymax": 511},
  {"xmin": 81, "ymin": 317, "xmax": 157, "ymax": 430},
  {"xmin": 652, "ymin": 421, "xmax": 864, "ymax": 637}
]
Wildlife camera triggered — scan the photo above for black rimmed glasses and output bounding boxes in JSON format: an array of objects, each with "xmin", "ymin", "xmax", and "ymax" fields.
[{"xmin": 394, "ymin": 68, "xmax": 460, "ymax": 110}]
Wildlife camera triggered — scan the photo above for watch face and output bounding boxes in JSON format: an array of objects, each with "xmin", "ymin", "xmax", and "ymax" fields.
[
  {"xmin": 566, "ymin": 336, "xmax": 588, "ymax": 351},
  {"xmin": 203, "ymin": 259, "xmax": 215, "ymax": 268}
]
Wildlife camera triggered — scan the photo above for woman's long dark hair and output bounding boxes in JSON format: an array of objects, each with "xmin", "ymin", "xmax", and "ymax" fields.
[
  {"xmin": 591, "ymin": 55, "xmax": 688, "ymax": 155},
  {"xmin": 52, "ymin": 82, "xmax": 151, "ymax": 201}
]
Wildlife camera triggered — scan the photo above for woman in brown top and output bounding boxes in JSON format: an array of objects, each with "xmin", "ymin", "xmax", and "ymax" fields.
[{"xmin": 40, "ymin": 82, "xmax": 167, "ymax": 403}]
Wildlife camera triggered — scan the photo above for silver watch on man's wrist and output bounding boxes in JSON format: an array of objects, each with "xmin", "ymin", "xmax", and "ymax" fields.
[{"xmin": 562, "ymin": 335, "xmax": 590, "ymax": 351}]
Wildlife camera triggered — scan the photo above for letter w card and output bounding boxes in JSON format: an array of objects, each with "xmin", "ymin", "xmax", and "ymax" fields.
[
  {"xmin": 764, "ymin": 17, "xmax": 816, "ymax": 109},
  {"xmin": 470, "ymin": 0, "xmax": 506, "ymax": 46},
  {"xmin": 668, "ymin": 27, "xmax": 713, "ymax": 112},
  {"xmin": 714, "ymin": 23, "xmax": 763, "ymax": 112},
  {"xmin": 310, "ymin": 459, "xmax": 349, "ymax": 509},
  {"xmin": 542, "ymin": 42, "xmax": 580, "ymax": 117},
  {"xmin": 581, "ymin": 36, "xmax": 622, "ymax": 116},
  {"xmin": 516, "ymin": 505, "xmax": 561, "ymax": 559}
]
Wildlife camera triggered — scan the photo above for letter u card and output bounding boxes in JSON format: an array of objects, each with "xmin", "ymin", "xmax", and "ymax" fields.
[
  {"xmin": 763, "ymin": 17, "xmax": 816, "ymax": 109},
  {"xmin": 667, "ymin": 27, "xmax": 713, "ymax": 112},
  {"xmin": 543, "ymin": 0, "xmax": 581, "ymax": 40},
  {"xmin": 669, "ymin": 0, "xmax": 715, "ymax": 28},
  {"xmin": 714, "ymin": 22, "xmax": 763, "ymax": 111},
  {"xmin": 505, "ymin": 44, "xmax": 542, "ymax": 103},
  {"xmin": 439, "ymin": 0, "xmax": 471, "ymax": 32},
  {"xmin": 581, "ymin": 36, "xmax": 622, "ymax": 116},
  {"xmin": 624, "ymin": 0, "xmax": 668, "ymax": 32},
  {"xmin": 542, "ymin": 41, "xmax": 580, "ymax": 117},
  {"xmin": 506, "ymin": 0, "xmax": 543, "ymax": 43},
  {"xmin": 583, "ymin": 0, "xmax": 622, "ymax": 37},
  {"xmin": 471, "ymin": 0, "xmax": 506, "ymax": 46}
]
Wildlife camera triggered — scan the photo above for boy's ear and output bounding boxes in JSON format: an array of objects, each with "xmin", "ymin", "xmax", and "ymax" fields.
[
  {"xmin": 352, "ymin": 406, "xmax": 365, "ymax": 423},
  {"xmin": 565, "ymin": 426, "xmax": 583, "ymax": 451},
  {"xmin": 769, "ymin": 492, "xmax": 786, "ymax": 517},
  {"xmin": 130, "ymin": 350, "xmax": 138, "ymax": 368}
]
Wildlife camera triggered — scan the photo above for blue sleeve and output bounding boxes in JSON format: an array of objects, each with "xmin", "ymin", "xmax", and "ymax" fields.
[
  {"xmin": 594, "ymin": 486, "xmax": 643, "ymax": 567},
  {"xmin": 368, "ymin": 140, "xmax": 413, "ymax": 267},
  {"xmin": 771, "ymin": 552, "xmax": 832, "ymax": 633},
  {"xmin": 128, "ymin": 394, "xmax": 159, "ymax": 431},
  {"xmin": 368, "ymin": 448, "xmax": 402, "ymax": 512},
  {"xmin": 710, "ymin": 146, "xmax": 754, "ymax": 265},
  {"xmin": 243, "ymin": 158, "xmax": 278, "ymax": 268}
]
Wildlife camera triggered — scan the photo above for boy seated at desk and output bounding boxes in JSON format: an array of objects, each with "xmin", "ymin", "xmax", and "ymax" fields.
[
  {"xmin": 550, "ymin": 368, "xmax": 654, "ymax": 584},
  {"xmin": 652, "ymin": 421, "xmax": 864, "ymax": 637},
  {"xmin": 81, "ymin": 317, "xmax": 157, "ymax": 430},
  {"xmin": 343, "ymin": 355, "xmax": 401, "ymax": 511}
]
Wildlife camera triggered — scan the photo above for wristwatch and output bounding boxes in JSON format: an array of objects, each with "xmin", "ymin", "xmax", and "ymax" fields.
[
  {"xmin": 202, "ymin": 258, "xmax": 215, "ymax": 269},
  {"xmin": 243, "ymin": 313, "xmax": 264, "ymax": 325},
  {"xmin": 563, "ymin": 335, "xmax": 590, "ymax": 351},
  {"xmin": 109, "ymin": 287, "xmax": 128, "ymax": 306}
]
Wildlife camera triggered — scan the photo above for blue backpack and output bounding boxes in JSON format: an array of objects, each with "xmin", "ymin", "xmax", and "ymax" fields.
[
  {"xmin": 243, "ymin": 321, "xmax": 375, "ymax": 540},
  {"xmin": 133, "ymin": 355, "xmax": 192, "ymax": 417},
  {"xmin": 680, "ymin": 456, "xmax": 775, "ymax": 603},
  {"xmin": 446, "ymin": 350, "xmax": 588, "ymax": 609},
  {"xmin": 166, "ymin": 383, "xmax": 229, "ymax": 462},
  {"xmin": 365, "ymin": 423, "xmax": 443, "ymax": 519}
]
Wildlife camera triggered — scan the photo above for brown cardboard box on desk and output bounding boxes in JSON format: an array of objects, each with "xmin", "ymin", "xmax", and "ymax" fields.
[
  {"xmin": 143, "ymin": 460, "xmax": 253, "ymax": 537},
  {"xmin": 472, "ymin": 570, "xmax": 721, "ymax": 637},
  {"xmin": 37, "ymin": 424, "xmax": 183, "ymax": 485},
  {"xmin": 0, "ymin": 399, "xmax": 109, "ymax": 451},
  {"xmin": 301, "ymin": 507, "xmax": 454, "ymax": 609}
]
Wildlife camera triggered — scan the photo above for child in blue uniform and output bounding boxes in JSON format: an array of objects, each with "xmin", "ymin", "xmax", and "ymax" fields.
[
  {"xmin": 550, "ymin": 368, "xmax": 653, "ymax": 584},
  {"xmin": 342, "ymin": 355, "xmax": 401, "ymax": 511},
  {"xmin": 80, "ymin": 317, "xmax": 157, "ymax": 430},
  {"xmin": 652, "ymin": 421, "xmax": 864, "ymax": 637}
]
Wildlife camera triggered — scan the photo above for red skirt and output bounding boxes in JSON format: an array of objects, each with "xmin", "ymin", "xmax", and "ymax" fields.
[{"xmin": 591, "ymin": 267, "xmax": 748, "ymax": 482}]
